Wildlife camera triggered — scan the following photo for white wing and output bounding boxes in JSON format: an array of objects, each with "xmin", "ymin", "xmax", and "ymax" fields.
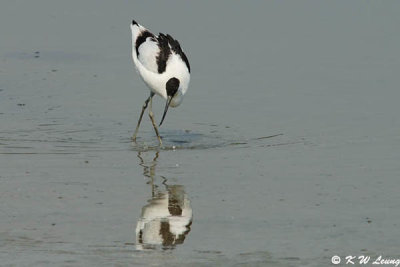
[
  {"xmin": 137, "ymin": 38, "xmax": 159, "ymax": 73},
  {"xmin": 131, "ymin": 21, "xmax": 159, "ymax": 73}
]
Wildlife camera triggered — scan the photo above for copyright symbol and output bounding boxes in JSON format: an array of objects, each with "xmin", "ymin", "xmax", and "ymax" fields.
[{"xmin": 331, "ymin": 255, "xmax": 341, "ymax": 265}]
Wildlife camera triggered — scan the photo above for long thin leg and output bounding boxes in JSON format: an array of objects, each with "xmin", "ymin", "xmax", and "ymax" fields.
[
  {"xmin": 148, "ymin": 96, "xmax": 163, "ymax": 146},
  {"xmin": 132, "ymin": 93, "xmax": 154, "ymax": 141}
]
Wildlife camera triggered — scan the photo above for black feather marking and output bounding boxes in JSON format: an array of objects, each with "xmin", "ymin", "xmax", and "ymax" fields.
[
  {"xmin": 166, "ymin": 34, "xmax": 191, "ymax": 73},
  {"xmin": 132, "ymin": 19, "xmax": 138, "ymax": 26},
  {"xmin": 166, "ymin": 77, "xmax": 180, "ymax": 97},
  {"xmin": 135, "ymin": 30, "xmax": 155, "ymax": 56},
  {"xmin": 156, "ymin": 33, "xmax": 171, "ymax": 73},
  {"xmin": 160, "ymin": 221, "xmax": 174, "ymax": 246}
]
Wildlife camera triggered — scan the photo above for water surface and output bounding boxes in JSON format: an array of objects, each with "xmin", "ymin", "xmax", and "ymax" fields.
[{"xmin": 1, "ymin": 1, "xmax": 400, "ymax": 266}]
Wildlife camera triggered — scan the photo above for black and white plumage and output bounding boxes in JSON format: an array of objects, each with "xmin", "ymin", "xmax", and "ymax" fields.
[
  {"xmin": 135, "ymin": 184, "xmax": 192, "ymax": 250},
  {"xmin": 130, "ymin": 20, "xmax": 191, "ymax": 145}
]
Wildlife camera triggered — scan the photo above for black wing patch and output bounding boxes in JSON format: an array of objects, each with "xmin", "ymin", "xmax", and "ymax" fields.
[
  {"xmin": 137, "ymin": 32, "xmax": 190, "ymax": 74},
  {"xmin": 135, "ymin": 30, "xmax": 155, "ymax": 57},
  {"xmin": 166, "ymin": 34, "xmax": 191, "ymax": 73},
  {"xmin": 156, "ymin": 33, "xmax": 171, "ymax": 74}
]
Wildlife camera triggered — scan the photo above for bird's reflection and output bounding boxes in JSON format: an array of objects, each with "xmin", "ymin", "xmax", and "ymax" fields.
[{"xmin": 136, "ymin": 151, "xmax": 192, "ymax": 250}]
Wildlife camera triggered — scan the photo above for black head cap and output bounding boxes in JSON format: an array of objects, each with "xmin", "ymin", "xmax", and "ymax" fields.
[
  {"xmin": 166, "ymin": 77, "xmax": 180, "ymax": 97},
  {"xmin": 132, "ymin": 20, "xmax": 138, "ymax": 26}
]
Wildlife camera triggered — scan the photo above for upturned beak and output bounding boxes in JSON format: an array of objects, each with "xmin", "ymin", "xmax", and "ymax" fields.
[{"xmin": 159, "ymin": 96, "xmax": 172, "ymax": 126}]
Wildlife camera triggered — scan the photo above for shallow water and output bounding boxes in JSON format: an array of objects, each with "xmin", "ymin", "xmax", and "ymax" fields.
[{"xmin": 1, "ymin": 1, "xmax": 400, "ymax": 266}]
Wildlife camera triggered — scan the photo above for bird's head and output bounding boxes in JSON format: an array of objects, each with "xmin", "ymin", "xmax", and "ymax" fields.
[{"xmin": 160, "ymin": 77, "xmax": 184, "ymax": 126}]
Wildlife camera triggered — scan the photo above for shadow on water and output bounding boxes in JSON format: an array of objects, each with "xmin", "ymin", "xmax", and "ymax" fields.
[
  {"xmin": 130, "ymin": 129, "xmax": 300, "ymax": 152},
  {"xmin": 135, "ymin": 150, "xmax": 192, "ymax": 251},
  {"xmin": 0, "ymin": 125, "xmax": 302, "ymax": 154}
]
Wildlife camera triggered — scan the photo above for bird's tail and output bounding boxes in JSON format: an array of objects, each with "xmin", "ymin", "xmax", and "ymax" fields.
[{"xmin": 130, "ymin": 20, "xmax": 144, "ymax": 43}]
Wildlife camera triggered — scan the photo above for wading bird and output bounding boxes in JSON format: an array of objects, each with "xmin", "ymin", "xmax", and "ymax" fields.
[{"xmin": 130, "ymin": 20, "xmax": 191, "ymax": 146}]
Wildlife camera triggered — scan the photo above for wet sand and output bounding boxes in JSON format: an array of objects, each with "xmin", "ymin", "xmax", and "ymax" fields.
[{"xmin": 1, "ymin": 1, "xmax": 400, "ymax": 266}]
